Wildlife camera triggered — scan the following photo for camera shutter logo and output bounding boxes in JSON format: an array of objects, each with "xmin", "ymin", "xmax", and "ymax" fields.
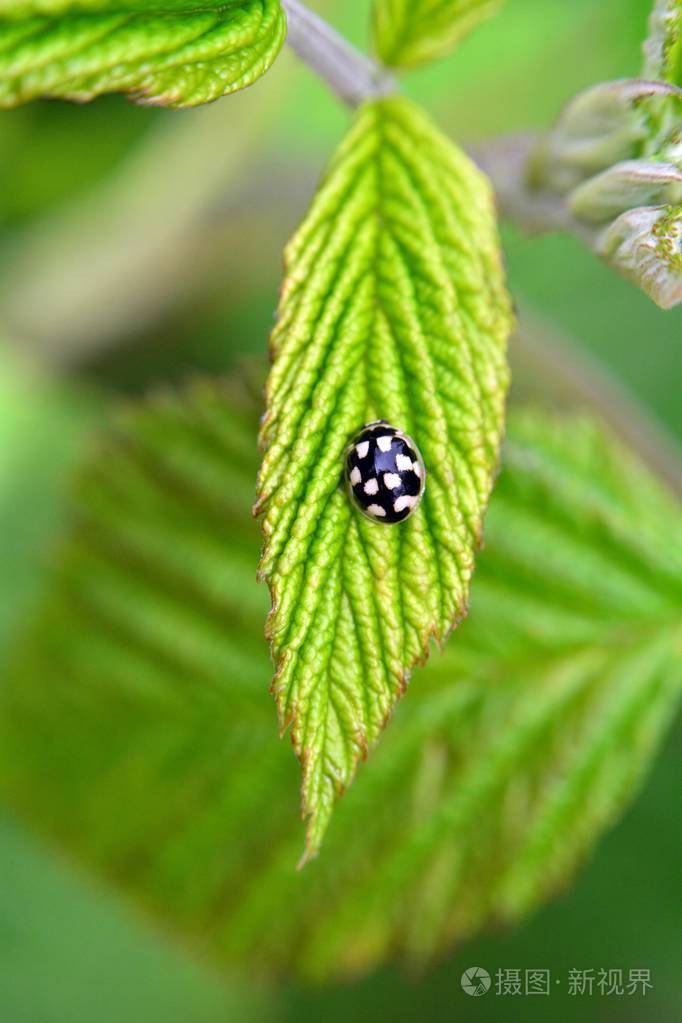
[{"xmin": 461, "ymin": 967, "xmax": 491, "ymax": 996}]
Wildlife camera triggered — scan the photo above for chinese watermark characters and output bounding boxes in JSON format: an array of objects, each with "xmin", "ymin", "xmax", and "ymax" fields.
[{"xmin": 461, "ymin": 966, "xmax": 652, "ymax": 997}]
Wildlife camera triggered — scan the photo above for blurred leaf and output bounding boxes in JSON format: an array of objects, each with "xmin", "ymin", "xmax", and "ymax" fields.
[
  {"xmin": 0, "ymin": 80, "xmax": 288, "ymax": 365},
  {"xmin": 1, "ymin": 373, "xmax": 681, "ymax": 981},
  {"xmin": 256, "ymin": 95, "xmax": 512, "ymax": 858},
  {"xmin": 0, "ymin": 0, "xmax": 285, "ymax": 109},
  {"xmin": 642, "ymin": 0, "xmax": 681, "ymax": 85},
  {"xmin": 372, "ymin": 0, "xmax": 503, "ymax": 69},
  {"xmin": 0, "ymin": 345, "xmax": 96, "ymax": 651},
  {"xmin": 0, "ymin": 815, "xmax": 276, "ymax": 1023}
]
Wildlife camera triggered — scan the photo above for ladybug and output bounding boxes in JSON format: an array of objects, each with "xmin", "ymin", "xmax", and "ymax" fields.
[{"xmin": 344, "ymin": 420, "xmax": 426, "ymax": 524}]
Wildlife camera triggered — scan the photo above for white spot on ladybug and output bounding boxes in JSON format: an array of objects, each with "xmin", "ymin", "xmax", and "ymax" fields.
[
  {"xmin": 364, "ymin": 478, "xmax": 379, "ymax": 496},
  {"xmin": 349, "ymin": 466, "xmax": 361, "ymax": 486},
  {"xmin": 383, "ymin": 472, "xmax": 401, "ymax": 490},
  {"xmin": 377, "ymin": 435, "xmax": 393, "ymax": 452},
  {"xmin": 412, "ymin": 461, "xmax": 422, "ymax": 478},
  {"xmin": 394, "ymin": 495, "xmax": 417, "ymax": 513},
  {"xmin": 367, "ymin": 503, "xmax": 386, "ymax": 518},
  {"xmin": 396, "ymin": 453, "xmax": 413, "ymax": 472},
  {"xmin": 356, "ymin": 441, "xmax": 370, "ymax": 458}
]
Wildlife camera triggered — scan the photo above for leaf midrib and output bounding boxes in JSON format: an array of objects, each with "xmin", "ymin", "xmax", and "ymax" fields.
[{"xmin": 273, "ymin": 102, "xmax": 477, "ymax": 708}]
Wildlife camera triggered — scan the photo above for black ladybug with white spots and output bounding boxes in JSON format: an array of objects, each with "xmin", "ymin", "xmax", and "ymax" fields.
[{"xmin": 345, "ymin": 420, "xmax": 426, "ymax": 524}]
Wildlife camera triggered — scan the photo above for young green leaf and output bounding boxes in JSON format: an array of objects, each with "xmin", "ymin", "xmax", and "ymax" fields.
[
  {"xmin": 255, "ymin": 95, "xmax": 512, "ymax": 859},
  {"xmin": 526, "ymin": 78, "xmax": 682, "ymax": 308},
  {"xmin": 372, "ymin": 0, "xmax": 504, "ymax": 69},
  {"xmin": 596, "ymin": 202, "xmax": 682, "ymax": 310},
  {"xmin": 1, "ymin": 378, "xmax": 680, "ymax": 981},
  {"xmin": 642, "ymin": 0, "xmax": 681, "ymax": 85},
  {"xmin": 0, "ymin": 0, "xmax": 285, "ymax": 109}
]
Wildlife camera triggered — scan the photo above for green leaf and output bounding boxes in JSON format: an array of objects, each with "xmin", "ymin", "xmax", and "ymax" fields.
[
  {"xmin": 642, "ymin": 0, "xmax": 681, "ymax": 85},
  {"xmin": 372, "ymin": 0, "xmax": 504, "ymax": 69},
  {"xmin": 0, "ymin": 1, "xmax": 254, "ymax": 10},
  {"xmin": 0, "ymin": 345, "xmax": 96, "ymax": 652},
  {"xmin": 1, "ymin": 376, "xmax": 681, "ymax": 981},
  {"xmin": 255, "ymin": 95, "xmax": 512, "ymax": 859},
  {"xmin": 0, "ymin": 0, "xmax": 285, "ymax": 109}
]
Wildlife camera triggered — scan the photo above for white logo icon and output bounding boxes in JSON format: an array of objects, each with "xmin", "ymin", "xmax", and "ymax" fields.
[{"xmin": 461, "ymin": 966, "xmax": 491, "ymax": 996}]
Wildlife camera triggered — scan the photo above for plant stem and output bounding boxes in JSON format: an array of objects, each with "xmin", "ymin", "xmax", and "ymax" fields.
[
  {"xmin": 279, "ymin": 4, "xmax": 590, "ymax": 241},
  {"xmin": 512, "ymin": 307, "xmax": 682, "ymax": 498},
  {"xmin": 281, "ymin": 0, "xmax": 397, "ymax": 108},
  {"xmin": 468, "ymin": 134, "xmax": 597, "ymax": 244}
]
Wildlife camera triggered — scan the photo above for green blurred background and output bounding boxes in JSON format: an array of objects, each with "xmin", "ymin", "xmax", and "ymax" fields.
[{"xmin": 0, "ymin": 1, "xmax": 680, "ymax": 1020}]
